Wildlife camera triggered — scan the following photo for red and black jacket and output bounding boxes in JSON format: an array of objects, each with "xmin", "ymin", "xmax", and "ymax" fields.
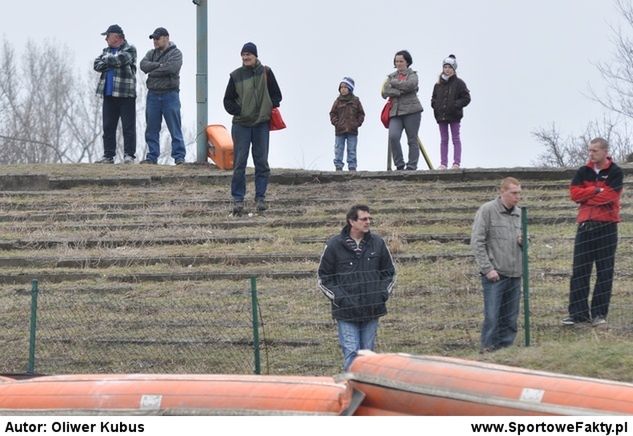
[{"xmin": 569, "ymin": 157, "xmax": 623, "ymax": 223}]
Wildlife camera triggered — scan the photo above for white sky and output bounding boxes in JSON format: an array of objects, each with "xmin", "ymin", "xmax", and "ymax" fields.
[{"xmin": 0, "ymin": 0, "xmax": 624, "ymax": 170}]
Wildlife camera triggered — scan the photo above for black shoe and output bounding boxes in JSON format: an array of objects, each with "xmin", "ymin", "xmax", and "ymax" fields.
[
  {"xmin": 348, "ymin": 168, "xmax": 357, "ymax": 172},
  {"xmin": 396, "ymin": 166, "xmax": 405, "ymax": 171},
  {"xmin": 335, "ymin": 167, "xmax": 343, "ymax": 171},
  {"xmin": 175, "ymin": 159, "xmax": 185, "ymax": 165},
  {"xmin": 256, "ymin": 199, "xmax": 268, "ymax": 212},
  {"xmin": 232, "ymin": 201, "xmax": 244, "ymax": 216},
  {"xmin": 140, "ymin": 159, "xmax": 157, "ymax": 165},
  {"xmin": 96, "ymin": 157, "xmax": 114, "ymax": 164}
]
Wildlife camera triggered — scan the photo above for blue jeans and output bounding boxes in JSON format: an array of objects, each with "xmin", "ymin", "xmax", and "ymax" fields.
[
  {"xmin": 337, "ymin": 319, "xmax": 379, "ymax": 371},
  {"xmin": 144, "ymin": 90, "xmax": 186, "ymax": 162},
  {"xmin": 231, "ymin": 122, "xmax": 270, "ymax": 202},
  {"xmin": 481, "ymin": 275, "xmax": 521, "ymax": 350},
  {"xmin": 333, "ymin": 134, "xmax": 358, "ymax": 169}
]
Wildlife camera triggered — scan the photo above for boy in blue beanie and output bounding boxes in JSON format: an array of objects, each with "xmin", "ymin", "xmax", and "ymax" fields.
[{"xmin": 329, "ymin": 77, "xmax": 365, "ymax": 171}]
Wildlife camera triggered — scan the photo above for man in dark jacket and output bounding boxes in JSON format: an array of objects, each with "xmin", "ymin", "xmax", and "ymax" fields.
[
  {"xmin": 562, "ymin": 137, "xmax": 623, "ymax": 327},
  {"xmin": 318, "ymin": 205, "xmax": 396, "ymax": 371},
  {"xmin": 140, "ymin": 27, "xmax": 185, "ymax": 165},
  {"xmin": 223, "ymin": 42, "xmax": 282, "ymax": 215}
]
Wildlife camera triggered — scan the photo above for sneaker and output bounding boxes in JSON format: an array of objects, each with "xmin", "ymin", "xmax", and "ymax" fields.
[
  {"xmin": 95, "ymin": 157, "xmax": 114, "ymax": 164},
  {"xmin": 140, "ymin": 159, "xmax": 157, "ymax": 165},
  {"xmin": 561, "ymin": 316, "xmax": 591, "ymax": 326},
  {"xmin": 335, "ymin": 167, "xmax": 343, "ymax": 172},
  {"xmin": 452, "ymin": 164, "xmax": 460, "ymax": 169},
  {"xmin": 396, "ymin": 166, "xmax": 405, "ymax": 171},
  {"xmin": 592, "ymin": 316, "xmax": 607, "ymax": 327},
  {"xmin": 175, "ymin": 159, "xmax": 185, "ymax": 165},
  {"xmin": 232, "ymin": 200, "xmax": 244, "ymax": 216},
  {"xmin": 348, "ymin": 168, "xmax": 357, "ymax": 172},
  {"xmin": 438, "ymin": 165, "xmax": 447, "ymax": 170},
  {"xmin": 123, "ymin": 155, "xmax": 135, "ymax": 164},
  {"xmin": 256, "ymin": 199, "xmax": 268, "ymax": 212}
]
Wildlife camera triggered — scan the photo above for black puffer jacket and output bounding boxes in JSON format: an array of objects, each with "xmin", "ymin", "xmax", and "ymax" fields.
[
  {"xmin": 318, "ymin": 227, "xmax": 396, "ymax": 322},
  {"xmin": 431, "ymin": 75, "xmax": 471, "ymax": 122}
]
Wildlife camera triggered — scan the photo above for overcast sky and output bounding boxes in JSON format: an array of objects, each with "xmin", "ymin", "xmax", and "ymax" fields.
[{"xmin": 0, "ymin": 0, "xmax": 625, "ymax": 170}]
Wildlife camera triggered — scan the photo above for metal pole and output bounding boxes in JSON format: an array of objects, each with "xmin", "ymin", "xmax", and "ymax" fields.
[
  {"xmin": 194, "ymin": 0, "xmax": 209, "ymax": 163},
  {"xmin": 250, "ymin": 277, "xmax": 261, "ymax": 374},
  {"xmin": 521, "ymin": 207, "xmax": 531, "ymax": 347},
  {"xmin": 27, "ymin": 279, "xmax": 39, "ymax": 374}
]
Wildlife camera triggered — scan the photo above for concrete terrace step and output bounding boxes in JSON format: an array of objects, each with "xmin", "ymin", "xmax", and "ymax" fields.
[
  {"xmin": 0, "ymin": 235, "xmax": 274, "ymax": 250},
  {"xmin": 0, "ymin": 252, "xmax": 473, "ymax": 269}
]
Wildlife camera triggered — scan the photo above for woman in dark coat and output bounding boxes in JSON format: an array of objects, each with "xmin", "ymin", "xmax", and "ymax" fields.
[{"xmin": 431, "ymin": 54, "xmax": 471, "ymax": 169}]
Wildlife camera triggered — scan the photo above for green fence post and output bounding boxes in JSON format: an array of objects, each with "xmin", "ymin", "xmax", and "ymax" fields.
[
  {"xmin": 250, "ymin": 277, "xmax": 261, "ymax": 374},
  {"xmin": 27, "ymin": 279, "xmax": 39, "ymax": 374},
  {"xmin": 521, "ymin": 207, "xmax": 531, "ymax": 347}
]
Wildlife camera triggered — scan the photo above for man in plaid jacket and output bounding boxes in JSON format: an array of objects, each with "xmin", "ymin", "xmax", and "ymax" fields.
[{"xmin": 93, "ymin": 24, "xmax": 137, "ymax": 164}]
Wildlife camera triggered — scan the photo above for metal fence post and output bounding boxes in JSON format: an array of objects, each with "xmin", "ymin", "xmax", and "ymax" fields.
[
  {"xmin": 521, "ymin": 207, "xmax": 531, "ymax": 347},
  {"xmin": 27, "ymin": 279, "xmax": 39, "ymax": 374},
  {"xmin": 250, "ymin": 277, "xmax": 261, "ymax": 374}
]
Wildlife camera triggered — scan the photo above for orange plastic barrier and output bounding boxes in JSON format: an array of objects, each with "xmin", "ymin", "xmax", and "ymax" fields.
[
  {"xmin": 206, "ymin": 124, "xmax": 234, "ymax": 170},
  {"xmin": 348, "ymin": 352, "xmax": 633, "ymax": 416},
  {"xmin": 0, "ymin": 374, "xmax": 356, "ymax": 415}
]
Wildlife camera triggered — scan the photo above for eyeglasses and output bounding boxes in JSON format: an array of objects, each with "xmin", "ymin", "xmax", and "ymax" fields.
[{"xmin": 356, "ymin": 217, "xmax": 372, "ymax": 222}]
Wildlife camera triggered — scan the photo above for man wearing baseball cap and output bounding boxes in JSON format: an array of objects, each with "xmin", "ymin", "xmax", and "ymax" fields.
[
  {"xmin": 140, "ymin": 27, "xmax": 185, "ymax": 165},
  {"xmin": 93, "ymin": 24, "xmax": 137, "ymax": 164}
]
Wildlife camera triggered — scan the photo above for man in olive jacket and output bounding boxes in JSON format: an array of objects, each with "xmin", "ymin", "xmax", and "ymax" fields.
[
  {"xmin": 223, "ymin": 42, "xmax": 282, "ymax": 215},
  {"xmin": 318, "ymin": 205, "xmax": 396, "ymax": 371}
]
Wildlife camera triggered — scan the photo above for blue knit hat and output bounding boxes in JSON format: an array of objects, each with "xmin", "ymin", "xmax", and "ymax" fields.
[
  {"xmin": 340, "ymin": 77, "xmax": 355, "ymax": 93},
  {"xmin": 241, "ymin": 42, "xmax": 258, "ymax": 57}
]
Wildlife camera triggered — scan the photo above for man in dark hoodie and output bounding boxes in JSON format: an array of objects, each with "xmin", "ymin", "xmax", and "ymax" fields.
[
  {"xmin": 562, "ymin": 137, "xmax": 623, "ymax": 327},
  {"xmin": 140, "ymin": 27, "xmax": 185, "ymax": 165},
  {"xmin": 318, "ymin": 205, "xmax": 396, "ymax": 371}
]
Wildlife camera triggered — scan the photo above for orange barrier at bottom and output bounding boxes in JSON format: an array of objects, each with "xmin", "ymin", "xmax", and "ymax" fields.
[
  {"xmin": 0, "ymin": 374, "xmax": 357, "ymax": 415},
  {"xmin": 347, "ymin": 352, "xmax": 633, "ymax": 415}
]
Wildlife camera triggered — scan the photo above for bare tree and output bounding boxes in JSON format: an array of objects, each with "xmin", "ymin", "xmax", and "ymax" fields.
[
  {"xmin": 533, "ymin": 0, "xmax": 633, "ymax": 167},
  {"xmin": 0, "ymin": 38, "xmax": 103, "ymax": 164},
  {"xmin": 532, "ymin": 116, "xmax": 633, "ymax": 167}
]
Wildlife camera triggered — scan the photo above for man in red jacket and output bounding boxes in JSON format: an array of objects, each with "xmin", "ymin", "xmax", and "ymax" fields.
[{"xmin": 562, "ymin": 137, "xmax": 623, "ymax": 327}]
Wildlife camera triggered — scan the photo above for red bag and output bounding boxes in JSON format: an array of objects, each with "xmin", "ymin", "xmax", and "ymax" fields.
[
  {"xmin": 269, "ymin": 107, "xmax": 286, "ymax": 131},
  {"xmin": 380, "ymin": 100, "xmax": 392, "ymax": 128}
]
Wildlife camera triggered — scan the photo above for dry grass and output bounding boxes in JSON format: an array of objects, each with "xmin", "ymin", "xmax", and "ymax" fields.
[{"xmin": 1, "ymin": 165, "xmax": 633, "ymax": 382}]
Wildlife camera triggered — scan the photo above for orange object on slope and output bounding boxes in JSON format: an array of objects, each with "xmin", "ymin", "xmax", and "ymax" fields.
[
  {"xmin": 206, "ymin": 124, "xmax": 234, "ymax": 170},
  {"xmin": 348, "ymin": 352, "xmax": 633, "ymax": 416},
  {"xmin": 0, "ymin": 374, "xmax": 357, "ymax": 415}
]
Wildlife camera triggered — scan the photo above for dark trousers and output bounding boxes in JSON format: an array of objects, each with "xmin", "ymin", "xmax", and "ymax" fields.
[
  {"xmin": 102, "ymin": 96, "xmax": 136, "ymax": 159},
  {"xmin": 568, "ymin": 221, "xmax": 618, "ymax": 320},
  {"xmin": 231, "ymin": 122, "xmax": 270, "ymax": 201}
]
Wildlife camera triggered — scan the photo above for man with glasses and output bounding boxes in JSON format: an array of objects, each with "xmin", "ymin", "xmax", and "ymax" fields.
[{"xmin": 318, "ymin": 204, "xmax": 396, "ymax": 371}]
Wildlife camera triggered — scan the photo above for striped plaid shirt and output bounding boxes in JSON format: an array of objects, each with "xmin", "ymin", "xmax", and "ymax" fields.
[{"xmin": 94, "ymin": 40, "xmax": 137, "ymax": 98}]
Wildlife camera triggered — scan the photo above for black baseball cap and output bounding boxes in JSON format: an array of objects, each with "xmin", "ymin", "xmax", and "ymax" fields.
[
  {"xmin": 101, "ymin": 24, "xmax": 124, "ymax": 36},
  {"xmin": 149, "ymin": 27, "xmax": 169, "ymax": 39}
]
